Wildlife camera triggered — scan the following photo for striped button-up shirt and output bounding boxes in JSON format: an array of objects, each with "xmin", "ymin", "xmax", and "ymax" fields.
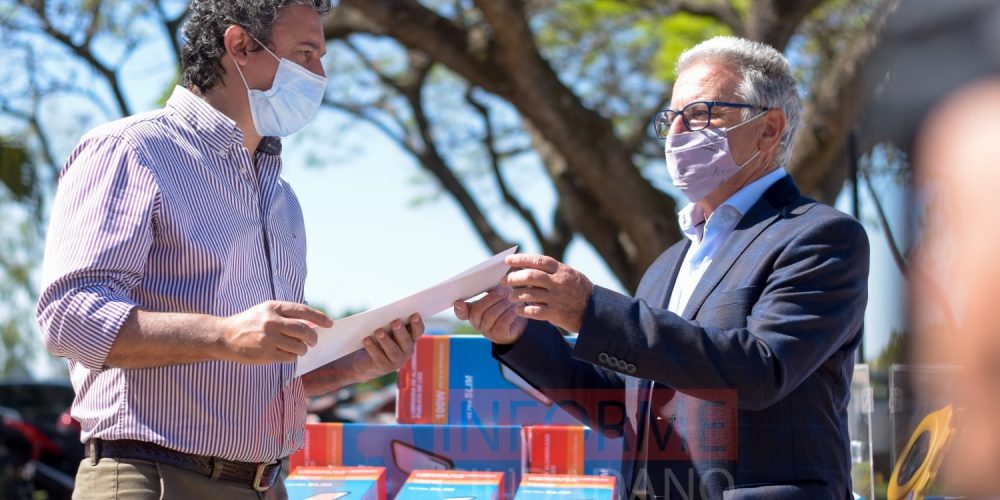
[{"xmin": 36, "ymin": 86, "xmax": 308, "ymax": 462}]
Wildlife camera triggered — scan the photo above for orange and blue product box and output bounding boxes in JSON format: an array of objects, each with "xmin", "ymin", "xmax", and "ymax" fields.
[
  {"xmin": 288, "ymin": 422, "xmax": 523, "ymax": 499},
  {"xmin": 396, "ymin": 335, "xmax": 580, "ymax": 426},
  {"xmin": 285, "ymin": 466, "xmax": 386, "ymax": 500},
  {"xmin": 395, "ymin": 470, "xmax": 506, "ymax": 500},
  {"xmin": 521, "ymin": 426, "xmax": 623, "ymax": 485},
  {"xmin": 513, "ymin": 473, "xmax": 617, "ymax": 500}
]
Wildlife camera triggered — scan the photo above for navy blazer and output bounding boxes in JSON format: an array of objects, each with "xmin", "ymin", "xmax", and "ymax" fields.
[{"xmin": 497, "ymin": 176, "xmax": 869, "ymax": 499}]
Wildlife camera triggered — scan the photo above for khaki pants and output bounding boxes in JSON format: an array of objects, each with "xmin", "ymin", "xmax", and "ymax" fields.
[{"xmin": 73, "ymin": 458, "xmax": 288, "ymax": 500}]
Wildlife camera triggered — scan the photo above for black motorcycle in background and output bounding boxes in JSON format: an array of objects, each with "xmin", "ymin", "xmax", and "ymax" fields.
[{"xmin": 0, "ymin": 382, "xmax": 81, "ymax": 499}]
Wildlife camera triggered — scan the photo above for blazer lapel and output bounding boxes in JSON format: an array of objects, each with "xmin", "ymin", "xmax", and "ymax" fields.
[{"xmin": 681, "ymin": 175, "xmax": 801, "ymax": 320}]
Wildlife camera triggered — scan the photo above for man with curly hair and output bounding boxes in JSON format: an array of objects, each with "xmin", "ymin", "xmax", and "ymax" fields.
[{"xmin": 36, "ymin": 2, "xmax": 423, "ymax": 498}]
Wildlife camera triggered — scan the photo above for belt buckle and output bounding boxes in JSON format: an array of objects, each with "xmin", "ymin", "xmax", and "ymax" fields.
[{"xmin": 252, "ymin": 459, "xmax": 280, "ymax": 492}]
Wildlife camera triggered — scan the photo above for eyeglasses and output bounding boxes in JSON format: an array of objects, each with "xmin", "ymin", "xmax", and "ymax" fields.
[{"xmin": 653, "ymin": 101, "xmax": 768, "ymax": 138}]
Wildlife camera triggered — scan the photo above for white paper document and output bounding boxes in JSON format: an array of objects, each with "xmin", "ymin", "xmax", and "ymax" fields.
[{"xmin": 294, "ymin": 246, "xmax": 518, "ymax": 377}]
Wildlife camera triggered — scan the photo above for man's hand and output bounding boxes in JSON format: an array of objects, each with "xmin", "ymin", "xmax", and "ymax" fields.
[
  {"xmin": 347, "ymin": 314, "xmax": 425, "ymax": 382},
  {"xmin": 502, "ymin": 254, "xmax": 593, "ymax": 333},
  {"xmin": 454, "ymin": 286, "xmax": 528, "ymax": 345},
  {"xmin": 216, "ymin": 300, "xmax": 332, "ymax": 364},
  {"xmin": 302, "ymin": 314, "xmax": 424, "ymax": 396}
]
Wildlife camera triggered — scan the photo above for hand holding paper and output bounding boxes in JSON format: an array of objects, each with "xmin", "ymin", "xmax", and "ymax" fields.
[
  {"xmin": 295, "ymin": 246, "xmax": 517, "ymax": 377},
  {"xmin": 453, "ymin": 286, "xmax": 528, "ymax": 346},
  {"xmin": 502, "ymin": 253, "xmax": 594, "ymax": 332}
]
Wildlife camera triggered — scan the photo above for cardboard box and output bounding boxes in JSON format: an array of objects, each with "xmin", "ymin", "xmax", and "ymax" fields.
[
  {"xmin": 288, "ymin": 422, "xmax": 523, "ymax": 499},
  {"xmin": 289, "ymin": 422, "xmax": 345, "ymax": 470},
  {"xmin": 521, "ymin": 426, "xmax": 623, "ymax": 483},
  {"xmin": 286, "ymin": 466, "xmax": 386, "ymax": 500},
  {"xmin": 514, "ymin": 474, "xmax": 617, "ymax": 500},
  {"xmin": 395, "ymin": 470, "xmax": 505, "ymax": 500},
  {"xmin": 397, "ymin": 335, "xmax": 580, "ymax": 426}
]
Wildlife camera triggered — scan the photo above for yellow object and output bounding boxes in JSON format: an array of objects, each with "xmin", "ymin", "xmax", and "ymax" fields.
[{"xmin": 887, "ymin": 404, "xmax": 955, "ymax": 500}]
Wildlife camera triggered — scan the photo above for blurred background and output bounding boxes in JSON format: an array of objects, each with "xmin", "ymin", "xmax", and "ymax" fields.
[{"xmin": 2, "ymin": 0, "xmax": 995, "ymax": 498}]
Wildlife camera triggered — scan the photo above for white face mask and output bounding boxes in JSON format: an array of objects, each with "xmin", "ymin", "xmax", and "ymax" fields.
[{"xmin": 234, "ymin": 34, "xmax": 327, "ymax": 137}]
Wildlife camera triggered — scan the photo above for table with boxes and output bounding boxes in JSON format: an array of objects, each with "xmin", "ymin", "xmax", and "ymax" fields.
[{"xmin": 288, "ymin": 334, "xmax": 623, "ymax": 500}]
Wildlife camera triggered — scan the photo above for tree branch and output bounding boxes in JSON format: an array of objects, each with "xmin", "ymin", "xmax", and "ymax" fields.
[
  {"xmin": 465, "ymin": 87, "xmax": 549, "ymax": 252},
  {"xmin": 406, "ymin": 79, "xmax": 514, "ymax": 253},
  {"xmin": 524, "ymin": 120, "xmax": 641, "ymax": 290},
  {"xmin": 82, "ymin": 0, "xmax": 102, "ymax": 45},
  {"xmin": 746, "ymin": 0, "xmax": 826, "ymax": 49},
  {"xmin": 344, "ymin": 0, "xmax": 681, "ymax": 285},
  {"xmin": 624, "ymin": 82, "xmax": 672, "ymax": 156},
  {"xmin": 321, "ymin": 97, "xmax": 415, "ymax": 156},
  {"xmin": 859, "ymin": 166, "xmax": 906, "ymax": 276},
  {"xmin": 789, "ymin": 0, "xmax": 899, "ymax": 203},
  {"xmin": 335, "ymin": 0, "xmax": 510, "ymax": 95},
  {"xmin": 669, "ymin": 0, "xmax": 744, "ymax": 35},
  {"xmin": 325, "ymin": 41, "xmax": 515, "ymax": 254},
  {"xmin": 19, "ymin": 0, "xmax": 132, "ymax": 115},
  {"xmin": 341, "ymin": 40, "xmax": 408, "ymax": 93},
  {"xmin": 323, "ymin": 3, "xmax": 383, "ymax": 40},
  {"xmin": 154, "ymin": 0, "xmax": 186, "ymax": 63}
]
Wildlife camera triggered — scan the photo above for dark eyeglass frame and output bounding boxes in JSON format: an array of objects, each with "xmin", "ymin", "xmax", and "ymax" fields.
[{"xmin": 653, "ymin": 100, "xmax": 769, "ymax": 138}]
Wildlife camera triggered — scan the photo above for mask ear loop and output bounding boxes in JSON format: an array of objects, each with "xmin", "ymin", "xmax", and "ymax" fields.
[
  {"xmin": 730, "ymin": 109, "xmax": 769, "ymax": 170},
  {"xmin": 227, "ymin": 25, "xmax": 258, "ymax": 91},
  {"xmin": 233, "ymin": 59, "xmax": 252, "ymax": 91},
  {"xmin": 245, "ymin": 32, "xmax": 281, "ymax": 61},
  {"xmin": 736, "ymin": 149, "xmax": 761, "ymax": 169},
  {"xmin": 727, "ymin": 108, "xmax": 769, "ymax": 133}
]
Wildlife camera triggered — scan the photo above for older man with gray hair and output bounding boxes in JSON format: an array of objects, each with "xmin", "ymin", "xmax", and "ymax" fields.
[{"xmin": 456, "ymin": 36, "xmax": 869, "ymax": 499}]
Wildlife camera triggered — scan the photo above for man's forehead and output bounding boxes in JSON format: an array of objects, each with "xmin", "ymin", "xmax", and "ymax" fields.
[
  {"xmin": 671, "ymin": 62, "xmax": 740, "ymax": 108},
  {"xmin": 272, "ymin": 4, "xmax": 325, "ymax": 42}
]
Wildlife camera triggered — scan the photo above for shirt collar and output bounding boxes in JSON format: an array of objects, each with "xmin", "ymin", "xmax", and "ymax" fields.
[
  {"xmin": 677, "ymin": 167, "xmax": 788, "ymax": 236},
  {"xmin": 166, "ymin": 86, "xmax": 282, "ymax": 157}
]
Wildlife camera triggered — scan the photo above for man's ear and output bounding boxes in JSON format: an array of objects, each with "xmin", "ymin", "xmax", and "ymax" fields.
[
  {"xmin": 223, "ymin": 25, "xmax": 252, "ymax": 66},
  {"xmin": 758, "ymin": 108, "xmax": 786, "ymax": 158}
]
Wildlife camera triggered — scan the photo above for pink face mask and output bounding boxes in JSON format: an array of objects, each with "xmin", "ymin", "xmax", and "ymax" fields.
[{"xmin": 664, "ymin": 112, "xmax": 764, "ymax": 203}]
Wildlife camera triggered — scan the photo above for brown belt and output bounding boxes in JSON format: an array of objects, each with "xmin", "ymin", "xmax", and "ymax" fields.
[{"xmin": 85, "ymin": 439, "xmax": 283, "ymax": 492}]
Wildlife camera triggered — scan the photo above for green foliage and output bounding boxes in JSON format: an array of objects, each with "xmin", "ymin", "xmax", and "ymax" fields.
[
  {"xmin": 872, "ymin": 329, "xmax": 906, "ymax": 372},
  {"xmin": 450, "ymin": 322, "xmax": 480, "ymax": 335},
  {"xmin": 795, "ymin": 0, "xmax": 884, "ymax": 86},
  {"xmin": 539, "ymin": 1, "xmax": 733, "ymax": 82},
  {"xmin": 852, "ymin": 460, "xmax": 873, "ymax": 499},
  {"xmin": 157, "ymin": 72, "xmax": 181, "ymax": 107},
  {"xmin": 1, "ymin": 319, "xmax": 34, "ymax": 379},
  {"xmin": 0, "ymin": 138, "xmax": 35, "ymax": 202},
  {"xmin": 653, "ymin": 13, "xmax": 733, "ymax": 80},
  {"xmin": 0, "ymin": 203, "xmax": 45, "ymax": 378}
]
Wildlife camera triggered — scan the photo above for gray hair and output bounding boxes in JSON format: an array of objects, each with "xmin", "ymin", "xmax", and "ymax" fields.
[
  {"xmin": 676, "ymin": 36, "xmax": 802, "ymax": 167},
  {"xmin": 181, "ymin": 0, "xmax": 332, "ymax": 92}
]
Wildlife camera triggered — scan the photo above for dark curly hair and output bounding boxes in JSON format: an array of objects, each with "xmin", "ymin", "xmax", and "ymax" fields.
[{"xmin": 181, "ymin": 0, "xmax": 332, "ymax": 92}]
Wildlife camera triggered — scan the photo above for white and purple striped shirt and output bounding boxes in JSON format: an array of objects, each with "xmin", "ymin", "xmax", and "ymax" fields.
[{"xmin": 37, "ymin": 86, "xmax": 309, "ymax": 462}]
